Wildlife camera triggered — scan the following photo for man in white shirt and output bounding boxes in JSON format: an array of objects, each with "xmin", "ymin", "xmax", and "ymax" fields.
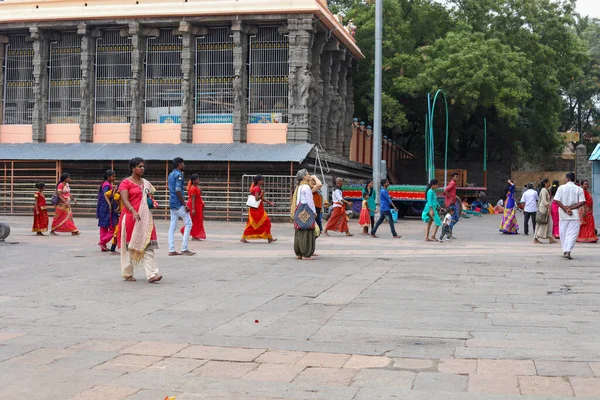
[
  {"xmin": 553, "ymin": 172, "xmax": 586, "ymax": 260},
  {"xmin": 520, "ymin": 183, "xmax": 539, "ymax": 235}
]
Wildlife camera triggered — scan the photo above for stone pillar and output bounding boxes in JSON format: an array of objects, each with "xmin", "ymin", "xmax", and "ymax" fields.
[
  {"xmin": 326, "ymin": 47, "xmax": 343, "ymax": 155},
  {"xmin": 127, "ymin": 23, "xmax": 153, "ymax": 143},
  {"xmin": 0, "ymin": 36, "xmax": 8, "ymax": 125},
  {"xmin": 78, "ymin": 24, "xmax": 98, "ymax": 143},
  {"xmin": 576, "ymin": 144, "xmax": 591, "ymax": 184},
  {"xmin": 343, "ymin": 57, "xmax": 355, "ymax": 158},
  {"xmin": 335, "ymin": 50, "xmax": 349, "ymax": 156},
  {"xmin": 309, "ymin": 32, "xmax": 327, "ymax": 147},
  {"xmin": 178, "ymin": 23, "xmax": 195, "ymax": 143},
  {"xmin": 30, "ymin": 27, "xmax": 50, "ymax": 143},
  {"xmin": 319, "ymin": 41, "xmax": 335, "ymax": 151},
  {"xmin": 232, "ymin": 21, "xmax": 249, "ymax": 143},
  {"xmin": 287, "ymin": 18, "xmax": 314, "ymax": 143}
]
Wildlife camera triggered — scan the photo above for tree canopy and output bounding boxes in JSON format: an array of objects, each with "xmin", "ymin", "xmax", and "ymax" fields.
[{"xmin": 338, "ymin": 0, "xmax": 600, "ymax": 161}]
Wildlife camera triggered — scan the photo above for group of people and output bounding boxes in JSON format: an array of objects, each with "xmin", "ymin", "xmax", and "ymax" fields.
[
  {"xmin": 32, "ymin": 173, "xmax": 81, "ymax": 237},
  {"xmin": 419, "ymin": 172, "xmax": 461, "ymax": 242},
  {"xmin": 499, "ymin": 173, "xmax": 597, "ymax": 259}
]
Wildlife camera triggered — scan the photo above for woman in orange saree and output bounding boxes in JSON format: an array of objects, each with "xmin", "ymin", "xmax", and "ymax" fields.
[
  {"xmin": 241, "ymin": 175, "xmax": 277, "ymax": 243},
  {"xmin": 32, "ymin": 182, "xmax": 49, "ymax": 235},
  {"xmin": 50, "ymin": 173, "xmax": 80, "ymax": 235},
  {"xmin": 181, "ymin": 174, "xmax": 206, "ymax": 240},
  {"xmin": 577, "ymin": 180, "xmax": 598, "ymax": 243}
]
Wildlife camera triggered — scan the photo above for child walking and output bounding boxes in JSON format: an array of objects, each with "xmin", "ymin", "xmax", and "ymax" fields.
[
  {"xmin": 32, "ymin": 183, "xmax": 49, "ymax": 235},
  {"xmin": 359, "ymin": 197, "xmax": 371, "ymax": 235},
  {"xmin": 440, "ymin": 207, "xmax": 454, "ymax": 242}
]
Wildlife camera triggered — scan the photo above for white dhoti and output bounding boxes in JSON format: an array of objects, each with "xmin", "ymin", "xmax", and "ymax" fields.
[{"xmin": 559, "ymin": 219, "xmax": 580, "ymax": 253}]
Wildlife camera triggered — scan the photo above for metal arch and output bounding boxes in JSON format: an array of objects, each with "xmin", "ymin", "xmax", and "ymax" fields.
[{"xmin": 426, "ymin": 89, "xmax": 449, "ymax": 185}]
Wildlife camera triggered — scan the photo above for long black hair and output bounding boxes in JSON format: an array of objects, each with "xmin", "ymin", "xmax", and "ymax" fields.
[
  {"xmin": 129, "ymin": 157, "xmax": 145, "ymax": 175},
  {"xmin": 99, "ymin": 169, "xmax": 115, "ymax": 194},
  {"xmin": 551, "ymin": 180, "xmax": 559, "ymax": 197},
  {"xmin": 189, "ymin": 173, "xmax": 200, "ymax": 188},
  {"xmin": 57, "ymin": 172, "xmax": 70, "ymax": 189},
  {"xmin": 426, "ymin": 179, "xmax": 439, "ymax": 194},
  {"xmin": 540, "ymin": 178, "xmax": 549, "ymax": 191},
  {"xmin": 364, "ymin": 179, "xmax": 373, "ymax": 198}
]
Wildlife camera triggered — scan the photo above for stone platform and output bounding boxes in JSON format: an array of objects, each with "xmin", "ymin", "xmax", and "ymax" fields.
[{"xmin": 1, "ymin": 214, "xmax": 599, "ymax": 399}]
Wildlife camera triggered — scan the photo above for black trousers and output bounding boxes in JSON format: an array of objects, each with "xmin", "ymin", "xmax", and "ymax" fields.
[{"xmin": 524, "ymin": 211, "xmax": 536, "ymax": 235}]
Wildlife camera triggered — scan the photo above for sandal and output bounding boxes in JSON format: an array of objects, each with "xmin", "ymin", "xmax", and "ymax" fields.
[
  {"xmin": 345, "ymin": 232, "xmax": 354, "ymax": 237},
  {"xmin": 181, "ymin": 250, "xmax": 196, "ymax": 256},
  {"xmin": 124, "ymin": 276, "xmax": 136, "ymax": 282},
  {"xmin": 148, "ymin": 275, "xmax": 162, "ymax": 283},
  {"xmin": 72, "ymin": 231, "xmax": 80, "ymax": 236},
  {"xmin": 168, "ymin": 251, "xmax": 182, "ymax": 256}
]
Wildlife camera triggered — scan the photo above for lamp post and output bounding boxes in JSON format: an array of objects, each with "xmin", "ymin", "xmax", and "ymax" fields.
[{"xmin": 373, "ymin": 0, "xmax": 383, "ymax": 197}]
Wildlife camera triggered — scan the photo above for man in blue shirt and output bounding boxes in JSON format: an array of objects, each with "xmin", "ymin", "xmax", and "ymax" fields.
[
  {"xmin": 168, "ymin": 157, "xmax": 195, "ymax": 256},
  {"xmin": 371, "ymin": 179, "xmax": 401, "ymax": 239}
]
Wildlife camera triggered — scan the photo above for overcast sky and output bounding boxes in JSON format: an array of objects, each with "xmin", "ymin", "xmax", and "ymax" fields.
[{"xmin": 576, "ymin": 0, "xmax": 599, "ymax": 18}]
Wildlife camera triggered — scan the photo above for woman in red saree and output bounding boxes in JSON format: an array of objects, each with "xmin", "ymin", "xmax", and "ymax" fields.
[
  {"xmin": 181, "ymin": 174, "xmax": 206, "ymax": 240},
  {"xmin": 241, "ymin": 175, "xmax": 277, "ymax": 243},
  {"xmin": 577, "ymin": 180, "xmax": 598, "ymax": 243},
  {"xmin": 50, "ymin": 173, "xmax": 80, "ymax": 235},
  {"xmin": 32, "ymin": 182, "xmax": 48, "ymax": 235},
  {"xmin": 118, "ymin": 157, "xmax": 162, "ymax": 283}
]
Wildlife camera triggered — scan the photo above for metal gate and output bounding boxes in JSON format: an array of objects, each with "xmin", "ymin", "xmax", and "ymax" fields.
[{"xmin": 241, "ymin": 174, "xmax": 295, "ymax": 220}]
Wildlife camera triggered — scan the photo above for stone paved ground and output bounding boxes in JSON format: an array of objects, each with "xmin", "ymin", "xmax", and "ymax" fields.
[{"xmin": 1, "ymin": 213, "xmax": 600, "ymax": 399}]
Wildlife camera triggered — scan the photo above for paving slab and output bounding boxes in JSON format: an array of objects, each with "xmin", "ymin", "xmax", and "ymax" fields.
[{"xmin": 2, "ymin": 216, "xmax": 600, "ymax": 398}]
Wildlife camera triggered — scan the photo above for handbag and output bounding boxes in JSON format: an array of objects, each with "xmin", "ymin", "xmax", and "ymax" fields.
[
  {"xmin": 147, "ymin": 197, "xmax": 159, "ymax": 209},
  {"xmin": 536, "ymin": 212, "xmax": 549, "ymax": 224},
  {"xmin": 293, "ymin": 202, "xmax": 316, "ymax": 230},
  {"xmin": 50, "ymin": 193, "xmax": 60, "ymax": 206},
  {"xmin": 246, "ymin": 194, "xmax": 261, "ymax": 209}
]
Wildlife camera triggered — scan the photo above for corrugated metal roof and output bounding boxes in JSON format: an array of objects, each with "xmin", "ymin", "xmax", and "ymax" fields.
[
  {"xmin": 0, "ymin": 143, "xmax": 315, "ymax": 163},
  {"xmin": 590, "ymin": 144, "xmax": 600, "ymax": 161}
]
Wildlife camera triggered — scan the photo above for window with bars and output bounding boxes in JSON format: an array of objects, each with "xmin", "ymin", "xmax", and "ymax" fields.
[
  {"xmin": 3, "ymin": 35, "xmax": 34, "ymax": 125},
  {"xmin": 48, "ymin": 32, "xmax": 81, "ymax": 124},
  {"xmin": 145, "ymin": 29, "xmax": 183, "ymax": 123},
  {"xmin": 195, "ymin": 28, "xmax": 234, "ymax": 124},
  {"xmin": 95, "ymin": 30, "xmax": 132, "ymax": 123},
  {"xmin": 248, "ymin": 27, "xmax": 289, "ymax": 124}
]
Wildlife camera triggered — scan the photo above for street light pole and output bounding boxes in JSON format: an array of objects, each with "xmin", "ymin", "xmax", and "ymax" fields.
[{"xmin": 373, "ymin": 0, "xmax": 383, "ymax": 198}]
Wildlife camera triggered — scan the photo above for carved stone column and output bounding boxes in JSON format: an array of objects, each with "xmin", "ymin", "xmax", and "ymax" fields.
[
  {"xmin": 232, "ymin": 21, "xmax": 249, "ymax": 143},
  {"xmin": 319, "ymin": 41, "xmax": 335, "ymax": 151},
  {"xmin": 287, "ymin": 18, "xmax": 314, "ymax": 143},
  {"xmin": 78, "ymin": 24, "xmax": 98, "ymax": 143},
  {"xmin": 30, "ymin": 27, "xmax": 50, "ymax": 143},
  {"xmin": 309, "ymin": 32, "xmax": 327, "ymax": 147},
  {"xmin": 326, "ymin": 47, "xmax": 343, "ymax": 154},
  {"xmin": 335, "ymin": 50, "xmax": 349, "ymax": 155},
  {"xmin": 0, "ymin": 36, "xmax": 8, "ymax": 125},
  {"xmin": 343, "ymin": 57, "xmax": 355, "ymax": 158},
  {"xmin": 177, "ymin": 22, "xmax": 205, "ymax": 144},
  {"xmin": 127, "ymin": 23, "xmax": 158, "ymax": 143}
]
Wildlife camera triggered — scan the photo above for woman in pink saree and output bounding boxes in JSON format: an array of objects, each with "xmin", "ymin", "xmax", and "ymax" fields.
[
  {"xmin": 118, "ymin": 157, "xmax": 162, "ymax": 283},
  {"xmin": 50, "ymin": 173, "xmax": 80, "ymax": 235},
  {"xmin": 550, "ymin": 180, "xmax": 560, "ymax": 239}
]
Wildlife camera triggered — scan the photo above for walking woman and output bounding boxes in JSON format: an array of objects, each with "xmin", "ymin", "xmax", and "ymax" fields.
[
  {"xmin": 534, "ymin": 178, "xmax": 557, "ymax": 244},
  {"xmin": 361, "ymin": 179, "xmax": 376, "ymax": 234},
  {"xmin": 500, "ymin": 179, "xmax": 519, "ymax": 234},
  {"xmin": 97, "ymin": 170, "xmax": 117, "ymax": 251},
  {"xmin": 550, "ymin": 180, "xmax": 560, "ymax": 239},
  {"xmin": 422, "ymin": 179, "xmax": 441, "ymax": 241},
  {"xmin": 118, "ymin": 157, "xmax": 162, "ymax": 283},
  {"xmin": 324, "ymin": 177, "xmax": 354, "ymax": 236},
  {"xmin": 577, "ymin": 180, "xmax": 598, "ymax": 243},
  {"xmin": 181, "ymin": 173, "xmax": 206, "ymax": 240},
  {"xmin": 50, "ymin": 173, "xmax": 80, "ymax": 235},
  {"xmin": 32, "ymin": 182, "xmax": 48, "ymax": 235},
  {"xmin": 292, "ymin": 169, "xmax": 317, "ymax": 260},
  {"xmin": 241, "ymin": 175, "xmax": 277, "ymax": 243}
]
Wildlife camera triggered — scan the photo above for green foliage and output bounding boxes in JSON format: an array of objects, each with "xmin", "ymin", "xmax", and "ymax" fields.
[{"xmin": 345, "ymin": 0, "xmax": 597, "ymax": 160}]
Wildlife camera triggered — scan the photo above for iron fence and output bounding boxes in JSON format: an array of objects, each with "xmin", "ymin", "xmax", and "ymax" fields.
[
  {"xmin": 48, "ymin": 32, "xmax": 81, "ymax": 124},
  {"xmin": 95, "ymin": 30, "xmax": 133, "ymax": 123},
  {"xmin": 241, "ymin": 174, "xmax": 295, "ymax": 220},
  {"xmin": 3, "ymin": 35, "xmax": 34, "ymax": 125}
]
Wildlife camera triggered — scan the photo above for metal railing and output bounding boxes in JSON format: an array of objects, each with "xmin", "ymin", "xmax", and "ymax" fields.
[
  {"xmin": 3, "ymin": 34, "xmax": 34, "ymax": 125},
  {"xmin": 241, "ymin": 174, "xmax": 295, "ymax": 220},
  {"xmin": 48, "ymin": 32, "xmax": 81, "ymax": 124}
]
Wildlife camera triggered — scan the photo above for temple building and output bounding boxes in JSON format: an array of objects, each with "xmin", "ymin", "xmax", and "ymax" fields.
[{"xmin": 0, "ymin": 0, "xmax": 384, "ymax": 219}]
